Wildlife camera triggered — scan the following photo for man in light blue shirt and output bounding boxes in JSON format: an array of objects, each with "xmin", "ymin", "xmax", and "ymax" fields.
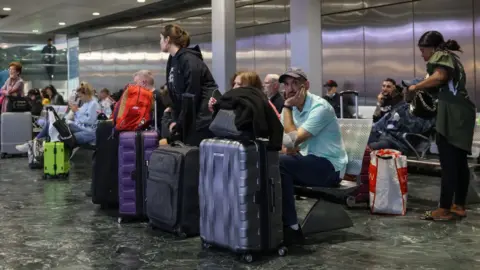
[{"xmin": 279, "ymin": 67, "xmax": 348, "ymax": 246}]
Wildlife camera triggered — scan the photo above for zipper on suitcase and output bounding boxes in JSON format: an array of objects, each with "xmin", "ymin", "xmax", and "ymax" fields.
[{"xmin": 53, "ymin": 142, "xmax": 57, "ymax": 175}]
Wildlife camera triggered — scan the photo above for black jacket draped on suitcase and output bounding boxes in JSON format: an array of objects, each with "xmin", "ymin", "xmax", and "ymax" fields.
[{"xmin": 212, "ymin": 86, "xmax": 283, "ymax": 151}]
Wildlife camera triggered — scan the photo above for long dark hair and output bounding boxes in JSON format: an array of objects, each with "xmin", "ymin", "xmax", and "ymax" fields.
[
  {"xmin": 44, "ymin": 84, "xmax": 59, "ymax": 98},
  {"xmin": 417, "ymin": 31, "xmax": 462, "ymax": 52}
]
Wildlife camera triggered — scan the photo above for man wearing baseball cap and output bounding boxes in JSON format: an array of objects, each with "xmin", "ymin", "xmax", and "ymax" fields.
[
  {"xmin": 278, "ymin": 67, "xmax": 348, "ymax": 245},
  {"xmin": 322, "ymin": 79, "xmax": 354, "ymax": 118}
]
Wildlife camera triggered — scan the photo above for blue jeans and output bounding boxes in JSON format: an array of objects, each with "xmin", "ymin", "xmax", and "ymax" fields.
[
  {"xmin": 280, "ymin": 154, "xmax": 340, "ymax": 226},
  {"xmin": 36, "ymin": 121, "xmax": 96, "ymax": 145}
]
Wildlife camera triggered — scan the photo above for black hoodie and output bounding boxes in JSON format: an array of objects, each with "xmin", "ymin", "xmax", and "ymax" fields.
[{"xmin": 166, "ymin": 45, "xmax": 218, "ymax": 133}]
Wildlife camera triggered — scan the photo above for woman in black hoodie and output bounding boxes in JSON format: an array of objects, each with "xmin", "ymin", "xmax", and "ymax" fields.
[{"xmin": 160, "ymin": 24, "xmax": 218, "ymax": 146}]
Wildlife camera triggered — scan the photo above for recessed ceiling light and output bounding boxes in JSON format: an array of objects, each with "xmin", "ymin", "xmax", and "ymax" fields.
[
  {"xmin": 59, "ymin": 22, "xmax": 66, "ymax": 26},
  {"xmin": 92, "ymin": 12, "xmax": 100, "ymax": 16},
  {"xmin": 2, "ymin": 7, "xmax": 11, "ymax": 11},
  {"xmin": 137, "ymin": 0, "xmax": 146, "ymax": 3},
  {"xmin": 32, "ymin": 30, "xmax": 39, "ymax": 33}
]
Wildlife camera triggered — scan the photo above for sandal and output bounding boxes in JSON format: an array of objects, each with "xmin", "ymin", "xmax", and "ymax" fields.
[
  {"xmin": 451, "ymin": 205, "xmax": 467, "ymax": 218},
  {"xmin": 421, "ymin": 209, "xmax": 456, "ymax": 221}
]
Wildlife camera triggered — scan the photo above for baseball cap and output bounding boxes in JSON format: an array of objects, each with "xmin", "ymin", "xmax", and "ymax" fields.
[
  {"xmin": 279, "ymin": 67, "xmax": 308, "ymax": 83},
  {"xmin": 323, "ymin": 80, "xmax": 338, "ymax": 87}
]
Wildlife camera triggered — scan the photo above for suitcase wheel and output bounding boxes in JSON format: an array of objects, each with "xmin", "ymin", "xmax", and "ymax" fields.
[
  {"xmin": 176, "ymin": 228, "xmax": 187, "ymax": 239},
  {"xmin": 201, "ymin": 239, "xmax": 211, "ymax": 249},
  {"xmin": 278, "ymin": 246, "xmax": 288, "ymax": 257},
  {"xmin": 0, "ymin": 153, "xmax": 6, "ymax": 159},
  {"xmin": 345, "ymin": 196, "xmax": 356, "ymax": 208},
  {"xmin": 242, "ymin": 253, "xmax": 254, "ymax": 263}
]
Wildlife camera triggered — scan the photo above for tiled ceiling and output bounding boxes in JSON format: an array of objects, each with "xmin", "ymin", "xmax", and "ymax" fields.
[{"xmin": 0, "ymin": 0, "xmax": 163, "ymax": 34}]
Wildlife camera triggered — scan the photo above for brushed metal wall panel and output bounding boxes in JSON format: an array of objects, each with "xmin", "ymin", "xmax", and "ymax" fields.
[
  {"xmin": 101, "ymin": 48, "xmax": 116, "ymax": 91},
  {"xmin": 176, "ymin": 14, "xmax": 212, "ymax": 36},
  {"xmin": 79, "ymin": 38, "xmax": 89, "ymax": 53},
  {"xmin": 413, "ymin": 0, "xmax": 475, "ymax": 103},
  {"xmin": 254, "ymin": 0, "xmax": 288, "ymax": 25},
  {"xmin": 322, "ymin": 11, "xmax": 365, "ymax": 102},
  {"xmin": 475, "ymin": 0, "xmax": 480, "ymax": 106},
  {"xmin": 285, "ymin": 28, "xmax": 290, "ymax": 69},
  {"xmin": 191, "ymin": 33, "xmax": 213, "ymax": 71},
  {"xmin": 236, "ymin": 3, "xmax": 255, "ymax": 28},
  {"xmin": 253, "ymin": 21, "xmax": 289, "ymax": 80},
  {"xmin": 236, "ymin": 27, "xmax": 255, "ymax": 73},
  {"xmin": 322, "ymin": 0, "xmax": 363, "ymax": 15},
  {"xmin": 364, "ymin": 3, "xmax": 414, "ymax": 105},
  {"xmin": 89, "ymin": 35, "xmax": 104, "ymax": 52},
  {"xmin": 364, "ymin": 0, "xmax": 410, "ymax": 8}
]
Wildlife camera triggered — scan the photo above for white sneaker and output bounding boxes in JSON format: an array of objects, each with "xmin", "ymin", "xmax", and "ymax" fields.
[
  {"xmin": 69, "ymin": 147, "xmax": 80, "ymax": 160},
  {"xmin": 15, "ymin": 142, "xmax": 30, "ymax": 153}
]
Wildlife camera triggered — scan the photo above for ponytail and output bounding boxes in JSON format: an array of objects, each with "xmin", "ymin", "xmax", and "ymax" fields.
[{"xmin": 439, "ymin": 39, "xmax": 462, "ymax": 52}]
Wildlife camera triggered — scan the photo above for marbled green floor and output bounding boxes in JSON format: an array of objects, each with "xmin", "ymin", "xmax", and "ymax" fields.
[{"xmin": 1, "ymin": 153, "xmax": 479, "ymax": 270}]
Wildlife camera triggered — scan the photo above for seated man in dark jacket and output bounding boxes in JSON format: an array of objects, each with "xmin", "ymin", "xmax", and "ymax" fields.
[
  {"xmin": 368, "ymin": 100, "xmax": 435, "ymax": 154},
  {"xmin": 373, "ymin": 78, "xmax": 404, "ymax": 122},
  {"xmin": 322, "ymin": 80, "xmax": 355, "ymax": 118}
]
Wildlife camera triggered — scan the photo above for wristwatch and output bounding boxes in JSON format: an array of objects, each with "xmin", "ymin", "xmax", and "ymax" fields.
[{"xmin": 283, "ymin": 105, "xmax": 293, "ymax": 110}]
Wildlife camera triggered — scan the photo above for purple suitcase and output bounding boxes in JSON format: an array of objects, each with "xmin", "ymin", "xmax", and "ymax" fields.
[
  {"xmin": 117, "ymin": 92, "xmax": 159, "ymax": 223},
  {"xmin": 118, "ymin": 130, "xmax": 158, "ymax": 222}
]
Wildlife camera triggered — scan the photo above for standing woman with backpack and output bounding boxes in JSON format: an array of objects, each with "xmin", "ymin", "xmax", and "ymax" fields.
[
  {"xmin": 408, "ymin": 31, "xmax": 476, "ymax": 221},
  {"xmin": 160, "ymin": 24, "xmax": 218, "ymax": 146}
]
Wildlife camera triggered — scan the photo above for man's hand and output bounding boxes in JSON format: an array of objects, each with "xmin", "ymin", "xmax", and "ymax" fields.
[
  {"xmin": 281, "ymin": 145, "xmax": 299, "ymax": 155},
  {"xmin": 377, "ymin": 93, "xmax": 383, "ymax": 103},
  {"xmin": 169, "ymin": 122, "xmax": 177, "ymax": 132},
  {"xmin": 284, "ymin": 86, "xmax": 306, "ymax": 107},
  {"xmin": 159, "ymin": 138, "xmax": 169, "ymax": 145},
  {"xmin": 408, "ymin": 85, "xmax": 417, "ymax": 92}
]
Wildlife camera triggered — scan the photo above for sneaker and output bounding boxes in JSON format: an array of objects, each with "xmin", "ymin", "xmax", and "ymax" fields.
[
  {"xmin": 15, "ymin": 141, "xmax": 31, "ymax": 153},
  {"xmin": 283, "ymin": 225, "xmax": 305, "ymax": 246},
  {"xmin": 69, "ymin": 147, "xmax": 80, "ymax": 160}
]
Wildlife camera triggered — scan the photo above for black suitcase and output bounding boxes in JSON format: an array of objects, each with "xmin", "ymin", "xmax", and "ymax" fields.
[
  {"xmin": 91, "ymin": 120, "xmax": 119, "ymax": 208},
  {"xmin": 198, "ymin": 138, "xmax": 286, "ymax": 263},
  {"xmin": 146, "ymin": 142, "xmax": 200, "ymax": 237}
]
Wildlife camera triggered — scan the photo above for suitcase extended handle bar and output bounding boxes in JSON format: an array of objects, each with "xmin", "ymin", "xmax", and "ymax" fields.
[{"xmin": 339, "ymin": 90, "xmax": 359, "ymax": 119}]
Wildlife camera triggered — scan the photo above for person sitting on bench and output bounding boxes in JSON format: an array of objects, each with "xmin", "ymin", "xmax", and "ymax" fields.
[
  {"xmin": 16, "ymin": 84, "xmax": 100, "ymax": 154},
  {"xmin": 368, "ymin": 88, "xmax": 435, "ymax": 153},
  {"xmin": 278, "ymin": 67, "xmax": 348, "ymax": 246}
]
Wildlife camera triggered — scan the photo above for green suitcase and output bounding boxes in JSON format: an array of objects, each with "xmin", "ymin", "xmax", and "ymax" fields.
[{"xmin": 43, "ymin": 142, "xmax": 70, "ymax": 178}]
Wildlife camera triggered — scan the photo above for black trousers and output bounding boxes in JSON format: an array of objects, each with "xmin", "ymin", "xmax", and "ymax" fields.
[{"xmin": 437, "ymin": 133, "xmax": 470, "ymax": 208}]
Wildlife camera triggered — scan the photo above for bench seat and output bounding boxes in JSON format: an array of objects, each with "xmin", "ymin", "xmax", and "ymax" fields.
[{"xmin": 295, "ymin": 119, "xmax": 373, "ymax": 204}]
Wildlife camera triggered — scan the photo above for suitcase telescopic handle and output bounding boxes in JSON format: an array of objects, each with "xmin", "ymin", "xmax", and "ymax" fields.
[
  {"xmin": 339, "ymin": 90, "xmax": 359, "ymax": 119},
  {"xmin": 269, "ymin": 177, "xmax": 276, "ymax": 212},
  {"xmin": 171, "ymin": 141, "xmax": 186, "ymax": 148}
]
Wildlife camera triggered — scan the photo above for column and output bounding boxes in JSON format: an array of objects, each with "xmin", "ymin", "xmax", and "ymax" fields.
[
  {"xmin": 212, "ymin": 0, "xmax": 236, "ymax": 93},
  {"xmin": 289, "ymin": 0, "xmax": 323, "ymax": 95}
]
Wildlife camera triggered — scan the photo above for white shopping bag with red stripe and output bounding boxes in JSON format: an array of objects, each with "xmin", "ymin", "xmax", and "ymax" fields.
[{"xmin": 369, "ymin": 149, "xmax": 408, "ymax": 215}]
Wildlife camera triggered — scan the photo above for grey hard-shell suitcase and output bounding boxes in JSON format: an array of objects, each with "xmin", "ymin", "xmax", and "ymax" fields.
[
  {"xmin": 198, "ymin": 138, "xmax": 286, "ymax": 263},
  {"xmin": 1, "ymin": 112, "xmax": 32, "ymax": 158}
]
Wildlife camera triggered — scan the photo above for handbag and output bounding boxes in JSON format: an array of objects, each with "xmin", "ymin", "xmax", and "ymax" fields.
[
  {"xmin": 369, "ymin": 149, "xmax": 408, "ymax": 215},
  {"xmin": 6, "ymin": 96, "xmax": 31, "ymax": 112},
  {"xmin": 410, "ymin": 90, "xmax": 437, "ymax": 119},
  {"xmin": 46, "ymin": 106, "xmax": 77, "ymax": 149},
  {"xmin": 209, "ymin": 109, "xmax": 254, "ymax": 139}
]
